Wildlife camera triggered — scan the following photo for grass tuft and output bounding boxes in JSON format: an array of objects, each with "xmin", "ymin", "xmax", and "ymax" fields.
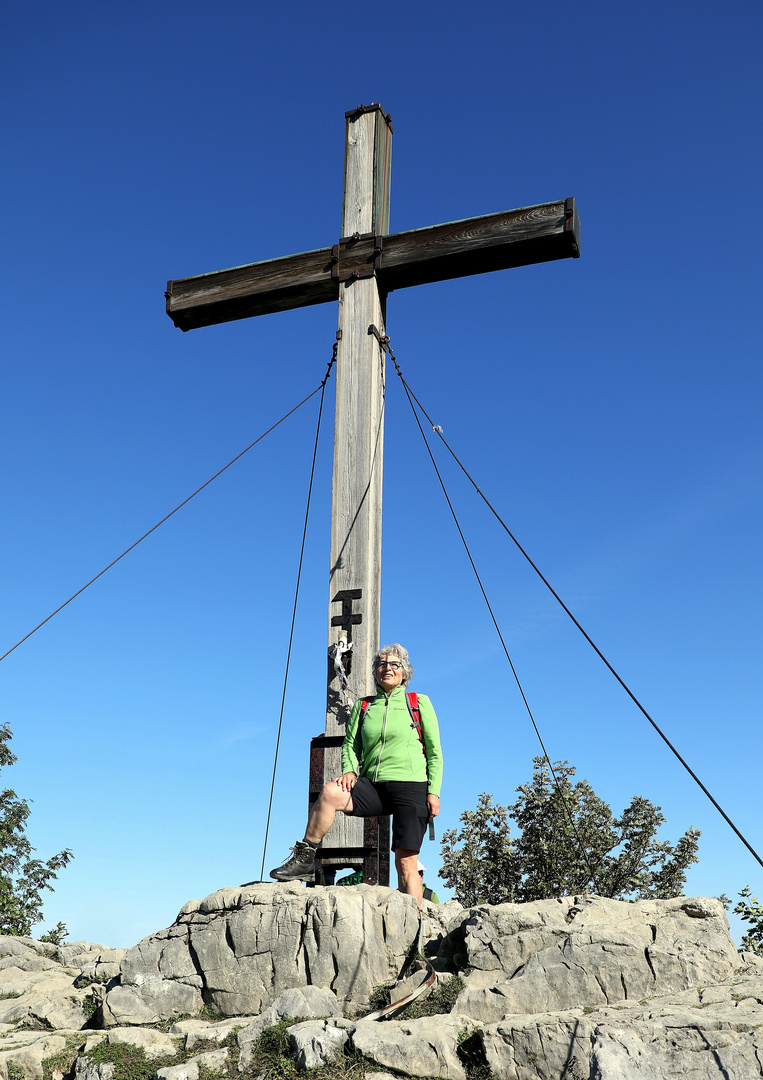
[{"xmin": 86, "ymin": 1042, "xmax": 183, "ymax": 1080}]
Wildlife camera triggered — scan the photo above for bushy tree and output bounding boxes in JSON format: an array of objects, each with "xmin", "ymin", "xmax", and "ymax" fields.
[
  {"xmin": 438, "ymin": 793, "xmax": 518, "ymax": 907},
  {"xmin": 0, "ymin": 724, "xmax": 72, "ymax": 937},
  {"xmin": 440, "ymin": 757, "xmax": 699, "ymax": 906}
]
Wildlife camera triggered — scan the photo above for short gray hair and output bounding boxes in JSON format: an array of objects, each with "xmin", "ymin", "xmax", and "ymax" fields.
[{"xmin": 372, "ymin": 643, "xmax": 413, "ymax": 687}]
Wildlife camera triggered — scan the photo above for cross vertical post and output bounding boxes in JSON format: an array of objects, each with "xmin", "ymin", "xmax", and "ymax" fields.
[{"xmin": 310, "ymin": 104, "xmax": 393, "ymax": 885}]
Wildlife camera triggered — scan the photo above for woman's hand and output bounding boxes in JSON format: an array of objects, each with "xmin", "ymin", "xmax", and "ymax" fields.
[
  {"xmin": 427, "ymin": 794, "xmax": 440, "ymax": 819},
  {"xmin": 333, "ymin": 771, "xmax": 357, "ymax": 792}
]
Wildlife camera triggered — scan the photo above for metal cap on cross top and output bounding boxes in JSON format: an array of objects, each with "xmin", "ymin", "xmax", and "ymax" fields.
[{"xmin": 164, "ymin": 105, "xmax": 580, "ymax": 885}]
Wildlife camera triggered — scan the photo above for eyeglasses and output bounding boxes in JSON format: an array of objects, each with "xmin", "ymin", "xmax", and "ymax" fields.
[{"xmin": 377, "ymin": 661, "xmax": 402, "ymax": 671}]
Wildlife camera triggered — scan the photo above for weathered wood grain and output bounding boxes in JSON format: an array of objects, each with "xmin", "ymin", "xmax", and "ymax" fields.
[
  {"xmin": 382, "ymin": 201, "xmax": 577, "ymax": 291},
  {"xmin": 319, "ymin": 107, "xmax": 389, "ymax": 864},
  {"xmin": 165, "ymin": 198, "xmax": 580, "ymax": 331}
]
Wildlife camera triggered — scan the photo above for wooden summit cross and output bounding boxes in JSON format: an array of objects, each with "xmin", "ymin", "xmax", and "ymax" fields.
[{"xmin": 165, "ymin": 104, "xmax": 580, "ymax": 886}]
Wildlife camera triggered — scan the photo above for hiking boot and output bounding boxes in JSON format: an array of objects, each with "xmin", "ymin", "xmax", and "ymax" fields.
[{"xmin": 269, "ymin": 840, "xmax": 316, "ymax": 882}]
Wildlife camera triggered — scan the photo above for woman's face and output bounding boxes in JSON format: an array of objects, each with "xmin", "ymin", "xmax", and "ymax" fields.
[{"xmin": 376, "ymin": 653, "xmax": 405, "ymax": 694}]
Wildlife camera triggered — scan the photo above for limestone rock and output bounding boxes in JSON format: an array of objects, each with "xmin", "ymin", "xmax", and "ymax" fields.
[
  {"xmin": 236, "ymin": 985, "xmax": 340, "ymax": 1069},
  {"xmin": 74, "ymin": 1058, "xmax": 114, "ymax": 1080},
  {"xmin": 0, "ymin": 1033, "xmax": 75, "ymax": 1080},
  {"xmin": 351, "ymin": 1014, "xmax": 470, "ymax": 1080},
  {"xmin": 0, "ymin": 964, "xmax": 97, "ymax": 1030},
  {"xmin": 0, "ymin": 937, "xmax": 125, "ymax": 1032},
  {"xmin": 169, "ymin": 1017, "xmax": 249, "ymax": 1051},
  {"xmin": 391, "ymin": 965, "xmax": 436, "ymax": 1004},
  {"xmin": 456, "ymin": 894, "xmax": 738, "ymax": 1022},
  {"xmin": 479, "ymin": 968, "xmax": 763, "ymax": 1079},
  {"xmin": 287, "ymin": 1018, "xmax": 353, "ymax": 1069},
  {"xmin": 105, "ymin": 882, "xmax": 423, "ymax": 1021},
  {"xmin": 99, "ymin": 981, "xmax": 201, "ymax": 1028},
  {"xmin": 57, "ymin": 943, "xmax": 126, "ymax": 982},
  {"xmin": 156, "ymin": 1048, "xmax": 228, "ymax": 1080},
  {"xmin": 0, "ymin": 890, "xmax": 755, "ymax": 1080},
  {"xmin": 105, "ymin": 1028, "xmax": 179, "ymax": 1059},
  {"xmin": 0, "ymin": 938, "xmax": 60, "ymax": 974}
]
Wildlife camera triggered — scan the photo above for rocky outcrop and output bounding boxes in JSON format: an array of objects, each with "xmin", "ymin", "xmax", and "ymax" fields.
[
  {"xmin": 0, "ymin": 937, "xmax": 124, "ymax": 1032},
  {"xmin": 0, "ymin": 888, "xmax": 760, "ymax": 1079},
  {"xmin": 453, "ymin": 893, "xmax": 739, "ymax": 1021},
  {"xmin": 102, "ymin": 882, "xmax": 442, "ymax": 1022},
  {"xmin": 479, "ymin": 960, "xmax": 763, "ymax": 1079}
]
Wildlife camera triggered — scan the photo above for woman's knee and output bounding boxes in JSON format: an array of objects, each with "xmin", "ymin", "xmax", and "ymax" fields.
[
  {"xmin": 320, "ymin": 782, "xmax": 340, "ymax": 805},
  {"xmin": 321, "ymin": 781, "xmax": 352, "ymax": 811}
]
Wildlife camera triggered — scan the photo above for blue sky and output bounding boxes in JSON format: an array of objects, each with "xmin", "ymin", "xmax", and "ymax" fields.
[{"xmin": 2, "ymin": 1, "xmax": 761, "ymax": 948}]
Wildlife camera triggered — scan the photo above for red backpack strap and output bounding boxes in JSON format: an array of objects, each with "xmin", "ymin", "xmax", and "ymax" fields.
[
  {"xmin": 405, "ymin": 691, "xmax": 426, "ymax": 756},
  {"xmin": 357, "ymin": 696, "xmax": 374, "ymax": 734},
  {"xmin": 355, "ymin": 696, "xmax": 375, "ymax": 768}
]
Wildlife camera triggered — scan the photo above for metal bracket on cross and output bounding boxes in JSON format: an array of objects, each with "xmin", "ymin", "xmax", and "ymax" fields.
[{"xmin": 331, "ymin": 233, "xmax": 383, "ymax": 284}]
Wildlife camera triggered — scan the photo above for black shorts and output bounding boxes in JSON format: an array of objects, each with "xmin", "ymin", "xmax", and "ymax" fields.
[{"xmin": 348, "ymin": 777, "xmax": 429, "ymax": 853}]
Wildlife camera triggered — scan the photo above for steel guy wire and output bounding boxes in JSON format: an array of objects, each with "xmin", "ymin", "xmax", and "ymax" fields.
[{"xmin": 0, "ymin": 377, "xmax": 331, "ymax": 667}]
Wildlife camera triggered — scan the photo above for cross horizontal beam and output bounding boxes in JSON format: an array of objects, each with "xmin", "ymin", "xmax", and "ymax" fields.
[{"xmin": 166, "ymin": 198, "xmax": 580, "ymax": 331}]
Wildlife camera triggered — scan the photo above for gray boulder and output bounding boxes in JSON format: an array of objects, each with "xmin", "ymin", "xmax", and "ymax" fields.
[
  {"xmin": 0, "ymin": 963, "xmax": 98, "ymax": 1030},
  {"xmin": 169, "ymin": 1017, "xmax": 249, "ymax": 1050},
  {"xmin": 156, "ymin": 1049, "xmax": 228, "ymax": 1080},
  {"xmin": 456, "ymin": 894, "xmax": 738, "ymax": 1021},
  {"xmin": 104, "ymin": 882, "xmax": 423, "ymax": 1021},
  {"xmin": 99, "ymin": 980, "xmax": 200, "ymax": 1028},
  {"xmin": 74, "ymin": 1059, "xmax": 114, "ymax": 1080},
  {"xmin": 351, "ymin": 1014, "xmax": 471, "ymax": 1080},
  {"xmin": 105, "ymin": 1028, "xmax": 179, "ymax": 1059},
  {"xmin": 288, "ymin": 1018, "xmax": 355, "ymax": 1069},
  {"xmin": 0, "ymin": 937, "xmax": 126, "ymax": 1034}
]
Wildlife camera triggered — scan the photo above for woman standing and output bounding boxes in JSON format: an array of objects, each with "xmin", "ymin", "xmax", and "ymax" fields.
[{"xmin": 270, "ymin": 643, "xmax": 443, "ymax": 905}]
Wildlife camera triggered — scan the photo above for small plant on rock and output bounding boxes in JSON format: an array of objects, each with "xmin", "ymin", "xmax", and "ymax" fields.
[
  {"xmin": 39, "ymin": 921, "xmax": 68, "ymax": 946},
  {"xmin": 732, "ymin": 887, "xmax": 763, "ymax": 955}
]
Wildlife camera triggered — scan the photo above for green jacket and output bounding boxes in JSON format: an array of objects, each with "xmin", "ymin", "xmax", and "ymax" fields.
[{"xmin": 341, "ymin": 685, "xmax": 443, "ymax": 796}]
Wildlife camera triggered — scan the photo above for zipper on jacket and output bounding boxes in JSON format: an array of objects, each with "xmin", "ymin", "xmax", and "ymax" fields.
[{"xmin": 373, "ymin": 694, "xmax": 392, "ymax": 782}]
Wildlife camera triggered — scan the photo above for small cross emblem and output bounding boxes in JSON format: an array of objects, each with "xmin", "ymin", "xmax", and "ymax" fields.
[{"xmin": 331, "ymin": 589, "xmax": 363, "ymax": 638}]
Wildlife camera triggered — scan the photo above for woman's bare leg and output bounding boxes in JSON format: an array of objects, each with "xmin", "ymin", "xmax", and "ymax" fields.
[
  {"xmin": 304, "ymin": 781, "xmax": 354, "ymax": 844},
  {"xmin": 395, "ymin": 848, "xmax": 423, "ymax": 907}
]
